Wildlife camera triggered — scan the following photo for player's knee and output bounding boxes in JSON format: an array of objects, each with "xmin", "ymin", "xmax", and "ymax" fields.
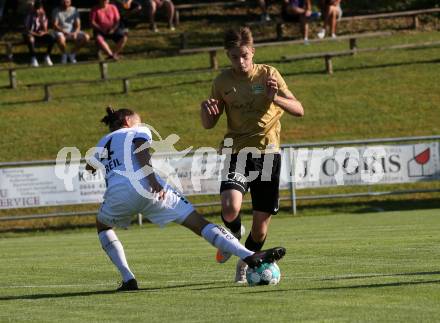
[{"xmin": 222, "ymin": 206, "xmax": 240, "ymax": 222}]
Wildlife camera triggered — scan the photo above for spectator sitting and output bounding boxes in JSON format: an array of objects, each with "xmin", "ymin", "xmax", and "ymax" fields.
[
  {"xmin": 317, "ymin": 0, "xmax": 342, "ymax": 39},
  {"xmin": 90, "ymin": 0, "xmax": 128, "ymax": 60},
  {"xmin": 281, "ymin": 0, "xmax": 320, "ymax": 44},
  {"xmin": 146, "ymin": 0, "xmax": 175, "ymax": 32},
  {"xmin": 23, "ymin": 0, "xmax": 55, "ymax": 67},
  {"xmin": 52, "ymin": 0, "xmax": 90, "ymax": 64},
  {"xmin": 112, "ymin": 0, "xmax": 142, "ymax": 30}
]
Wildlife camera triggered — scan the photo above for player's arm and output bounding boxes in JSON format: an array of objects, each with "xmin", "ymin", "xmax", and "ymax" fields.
[
  {"xmin": 53, "ymin": 15, "xmax": 63, "ymax": 33},
  {"xmin": 133, "ymin": 139, "xmax": 166, "ymax": 200},
  {"xmin": 266, "ymin": 73, "xmax": 304, "ymax": 117},
  {"xmin": 273, "ymin": 89, "xmax": 304, "ymax": 117}
]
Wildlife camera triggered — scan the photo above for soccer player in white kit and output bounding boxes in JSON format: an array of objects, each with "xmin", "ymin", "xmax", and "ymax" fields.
[{"xmin": 86, "ymin": 107, "xmax": 286, "ymax": 291}]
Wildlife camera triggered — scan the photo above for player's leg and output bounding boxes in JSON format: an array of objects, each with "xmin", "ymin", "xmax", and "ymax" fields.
[
  {"xmin": 162, "ymin": 0, "xmax": 175, "ymax": 30},
  {"xmin": 147, "ymin": 0, "xmax": 158, "ymax": 31},
  {"xmin": 216, "ymin": 153, "xmax": 248, "ymax": 263},
  {"xmin": 96, "ymin": 191, "xmax": 139, "ymax": 291},
  {"xmin": 55, "ymin": 32, "xmax": 68, "ymax": 63},
  {"xmin": 96, "ymin": 219, "xmax": 138, "ymax": 291},
  {"xmin": 237, "ymin": 153, "xmax": 281, "ymax": 282},
  {"xmin": 180, "ymin": 210, "xmax": 285, "ymax": 268},
  {"xmin": 113, "ymin": 30, "xmax": 128, "ymax": 58},
  {"xmin": 95, "ymin": 33, "xmax": 113, "ymax": 58},
  {"xmin": 329, "ymin": 4, "xmax": 338, "ymax": 37},
  {"xmin": 72, "ymin": 32, "xmax": 90, "ymax": 60}
]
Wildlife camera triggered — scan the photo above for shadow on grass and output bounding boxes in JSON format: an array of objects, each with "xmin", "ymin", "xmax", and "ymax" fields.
[
  {"xmin": 0, "ymin": 281, "xmax": 227, "ymax": 301},
  {"xmin": 329, "ymin": 58, "xmax": 440, "ymax": 74},
  {"xmin": 275, "ymin": 197, "xmax": 440, "ymax": 216},
  {"xmin": 241, "ymin": 276, "xmax": 440, "ymax": 294},
  {"xmin": 0, "ymin": 98, "xmax": 46, "ymax": 106},
  {"xmin": 321, "ymin": 271, "xmax": 440, "ymax": 281}
]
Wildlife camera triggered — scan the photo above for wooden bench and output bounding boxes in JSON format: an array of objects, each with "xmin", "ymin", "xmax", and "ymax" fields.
[
  {"xmin": 276, "ymin": 7, "xmax": 440, "ymax": 40},
  {"xmin": 178, "ymin": 7, "xmax": 440, "ymax": 47},
  {"xmin": 174, "ymin": 0, "xmax": 249, "ymax": 26},
  {"xmin": 281, "ymin": 40, "xmax": 440, "ymax": 74},
  {"xmin": 25, "ymin": 64, "xmax": 214, "ymax": 101},
  {"xmin": 2, "ymin": 59, "xmax": 117, "ymax": 89},
  {"xmin": 25, "ymin": 39, "xmax": 440, "ymax": 102},
  {"xmin": 179, "ymin": 31, "xmax": 392, "ymax": 69}
]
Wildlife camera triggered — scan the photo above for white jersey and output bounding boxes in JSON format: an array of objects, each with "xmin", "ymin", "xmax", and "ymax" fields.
[
  {"xmin": 90, "ymin": 125, "xmax": 194, "ymax": 228},
  {"xmin": 92, "ymin": 126, "xmax": 153, "ymax": 191}
]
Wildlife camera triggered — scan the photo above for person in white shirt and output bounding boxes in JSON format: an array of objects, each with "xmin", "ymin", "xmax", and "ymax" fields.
[
  {"xmin": 52, "ymin": 0, "xmax": 90, "ymax": 64},
  {"xmin": 86, "ymin": 106, "xmax": 286, "ymax": 291}
]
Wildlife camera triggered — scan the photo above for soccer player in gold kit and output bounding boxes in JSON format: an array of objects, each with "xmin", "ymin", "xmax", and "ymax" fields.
[{"xmin": 200, "ymin": 26, "xmax": 304, "ymax": 283}]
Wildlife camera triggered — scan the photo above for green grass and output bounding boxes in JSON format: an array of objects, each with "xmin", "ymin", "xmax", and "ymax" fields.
[
  {"xmin": 0, "ymin": 30, "xmax": 439, "ymax": 162},
  {"xmin": 1, "ymin": 209, "xmax": 440, "ymax": 322}
]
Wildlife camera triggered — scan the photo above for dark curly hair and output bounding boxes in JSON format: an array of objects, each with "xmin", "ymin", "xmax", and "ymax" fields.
[{"xmin": 101, "ymin": 106, "xmax": 135, "ymax": 132}]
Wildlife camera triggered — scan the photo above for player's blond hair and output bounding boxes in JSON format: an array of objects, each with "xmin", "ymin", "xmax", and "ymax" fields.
[{"xmin": 224, "ymin": 26, "xmax": 254, "ymax": 50}]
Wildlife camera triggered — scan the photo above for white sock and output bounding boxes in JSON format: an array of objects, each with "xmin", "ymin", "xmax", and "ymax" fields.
[
  {"xmin": 98, "ymin": 229, "xmax": 135, "ymax": 282},
  {"xmin": 201, "ymin": 223, "xmax": 254, "ymax": 260}
]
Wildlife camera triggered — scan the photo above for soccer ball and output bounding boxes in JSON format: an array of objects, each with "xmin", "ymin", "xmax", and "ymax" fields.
[{"xmin": 246, "ymin": 262, "xmax": 281, "ymax": 286}]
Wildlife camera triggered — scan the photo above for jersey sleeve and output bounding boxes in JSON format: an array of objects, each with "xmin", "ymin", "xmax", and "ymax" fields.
[
  {"xmin": 211, "ymin": 77, "xmax": 223, "ymax": 101},
  {"xmin": 133, "ymin": 126, "xmax": 153, "ymax": 143},
  {"xmin": 270, "ymin": 67, "xmax": 289, "ymax": 95}
]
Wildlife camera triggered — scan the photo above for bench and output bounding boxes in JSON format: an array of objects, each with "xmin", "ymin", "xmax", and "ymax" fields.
[
  {"xmin": 281, "ymin": 40, "xmax": 440, "ymax": 74},
  {"xmin": 23, "ymin": 39, "xmax": 440, "ymax": 102},
  {"xmin": 177, "ymin": 7, "xmax": 440, "ymax": 48},
  {"xmin": 26, "ymin": 64, "xmax": 213, "ymax": 101},
  {"xmin": 174, "ymin": 0, "xmax": 249, "ymax": 26},
  {"xmin": 179, "ymin": 31, "xmax": 393, "ymax": 69},
  {"xmin": 276, "ymin": 7, "xmax": 440, "ymax": 40},
  {"xmin": 2, "ymin": 59, "xmax": 117, "ymax": 89}
]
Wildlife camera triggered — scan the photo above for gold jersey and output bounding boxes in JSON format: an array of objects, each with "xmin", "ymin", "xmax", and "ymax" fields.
[{"xmin": 212, "ymin": 64, "xmax": 289, "ymax": 153}]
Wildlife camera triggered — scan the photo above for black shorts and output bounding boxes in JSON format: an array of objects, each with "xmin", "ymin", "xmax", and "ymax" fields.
[
  {"xmin": 220, "ymin": 153, "xmax": 281, "ymax": 215},
  {"xmin": 94, "ymin": 28, "xmax": 126, "ymax": 43}
]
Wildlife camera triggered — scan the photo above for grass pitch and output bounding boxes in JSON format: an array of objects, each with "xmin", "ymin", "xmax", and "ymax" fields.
[{"xmin": 1, "ymin": 208, "xmax": 440, "ymax": 322}]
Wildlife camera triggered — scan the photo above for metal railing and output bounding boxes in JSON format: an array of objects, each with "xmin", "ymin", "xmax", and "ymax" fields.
[{"xmin": 1, "ymin": 135, "xmax": 439, "ymax": 222}]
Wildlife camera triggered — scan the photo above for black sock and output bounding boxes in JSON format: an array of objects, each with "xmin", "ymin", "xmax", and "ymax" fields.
[
  {"xmin": 221, "ymin": 213, "xmax": 242, "ymax": 234},
  {"xmin": 245, "ymin": 233, "xmax": 266, "ymax": 252}
]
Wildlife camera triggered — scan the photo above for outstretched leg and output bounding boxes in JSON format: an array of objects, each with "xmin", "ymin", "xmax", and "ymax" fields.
[
  {"xmin": 96, "ymin": 219, "xmax": 137, "ymax": 291},
  {"xmin": 181, "ymin": 211, "xmax": 285, "ymax": 268}
]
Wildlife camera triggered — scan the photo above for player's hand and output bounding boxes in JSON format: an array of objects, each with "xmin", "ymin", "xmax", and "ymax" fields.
[
  {"xmin": 266, "ymin": 77, "xmax": 278, "ymax": 102},
  {"xmin": 150, "ymin": 178, "xmax": 166, "ymax": 200},
  {"xmin": 305, "ymin": 9, "xmax": 312, "ymax": 17},
  {"xmin": 201, "ymin": 99, "xmax": 220, "ymax": 115}
]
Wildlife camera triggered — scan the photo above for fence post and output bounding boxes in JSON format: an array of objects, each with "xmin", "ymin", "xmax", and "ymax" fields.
[
  {"xmin": 175, "ymin": 9, "xmax": 180, "ymax": 26},
  {"xmin": 276, "ymin": 23, "xmax": 284, "ymax": 41},
  {"xmin": 349, "ymin": 38, "xmax": 357, "ymax": 54},
  {"xmin": 287, "ymin": 147, "xmax": 297, "ymax": 215},
  {"xmin": 44, "ymin": 85, "xmax": 51, "ymax": 102},
  {"xmin": 413, "ymin": 15, "xmax": 420, "ymax": 30},
  {"xmin": 325, "ymin": 55, "xmax": 333, "ymax": 74},
  {"xmin": 209, "ymin": 50, "xmax": 218, "ymax": 70},
  {"xmin": 8, "ymin": 69, "xmax": 17, "ymax": 89},
  {"xmin": 99, "ymin": 61, "xmax": 108, "ymax": 80},
  {"xmin": 123, "ymin": 78, "xmax": 130, "ymax": 94},
  {"xmin": 6, "ymin": 42, "xmax": 13, "ymax": 61},
  {"xmin": 179, "ymin": 32, "xmax": 188, "ymax": 49},
  {"xmin": 138, "ymin": 213, "xmax": 143, "ymax": 226}
]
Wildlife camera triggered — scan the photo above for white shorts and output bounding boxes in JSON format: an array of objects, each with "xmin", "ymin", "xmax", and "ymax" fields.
[
  {"xmin": 97, "ymin": 184, "xmax": 194, "ymax": 229},
  {"xmin": 53, "ymin": 31, "xmax": 89, "ymax": 41}
]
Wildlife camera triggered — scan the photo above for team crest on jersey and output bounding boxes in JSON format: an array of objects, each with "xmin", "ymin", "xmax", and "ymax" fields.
[{"xmin": 251, "ymin": 84, "xmax": 264, "ymax": 94}]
